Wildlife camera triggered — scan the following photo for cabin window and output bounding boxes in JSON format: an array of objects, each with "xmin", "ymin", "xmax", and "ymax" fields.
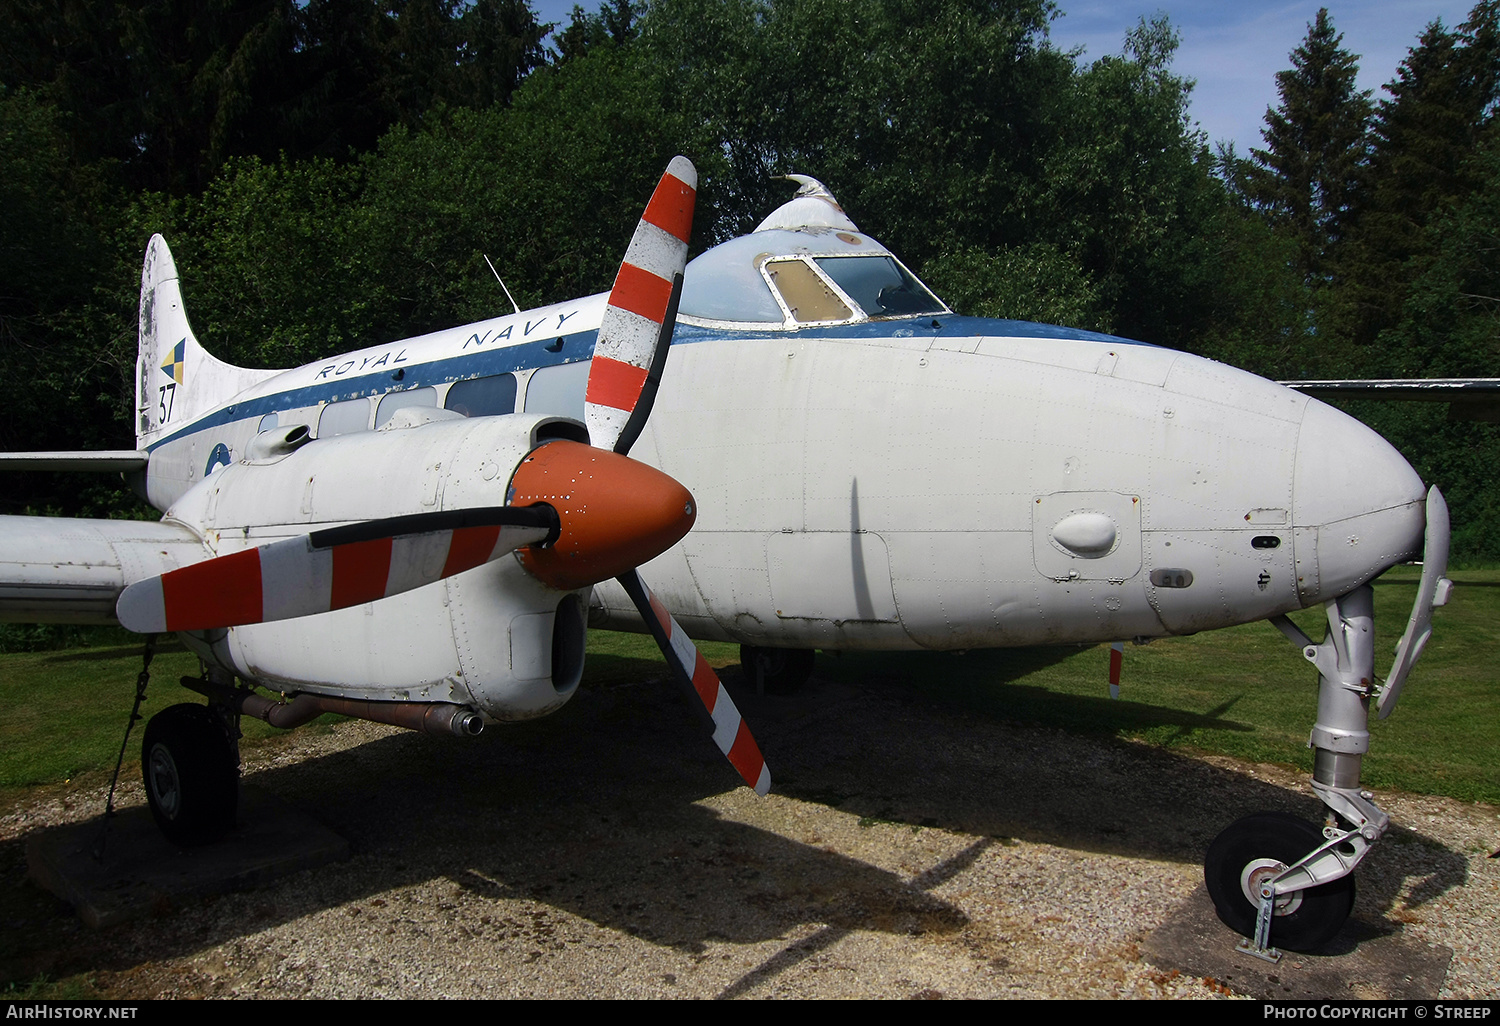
[
  {"xmin": 318, "ymin": 397, "xmax": 372, "ymax": 437},
  {"xmin": 814, "ymin": 256, "xmax": 945, "ymax": 317},
  {"xmin": 764, "ymin": 258, "xmax": 852, "ymax": 323},
  {"xmin": 523, "ymin": 362, "xmax": 590, "ymax": 421},
  {"xmin": 258, "ymin": 413, "xmax": 278, "ymax": 432},
  {"xmin": 375, "ymin": 386, "xmax": 436, "ymax": 427},
  {"xmin": 445, "ymin": 374, "xmax": 518, "ymax": 417}
]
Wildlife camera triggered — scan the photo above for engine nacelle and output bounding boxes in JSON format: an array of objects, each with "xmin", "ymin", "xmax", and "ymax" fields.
[{"xmin": 168, "ymin": 412, "xmax": 591, "ymax": 721}]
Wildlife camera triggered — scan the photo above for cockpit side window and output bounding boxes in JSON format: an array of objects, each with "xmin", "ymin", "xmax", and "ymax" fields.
[
  {"xmin": 763, "ymin": 258, "xmax": 853, "ymax": 323},
  {"xmin": 814, "ymin": 256, "xmax": 946, "ymax": 318}
]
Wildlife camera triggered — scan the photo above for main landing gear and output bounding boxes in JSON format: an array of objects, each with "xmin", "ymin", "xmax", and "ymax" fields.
[
  {"xmin": 142, "ymin": 702, "xmax": 240, "ymax": 846},
  {"xmin": 1204, "ymin": 488, "xmax": 1451, "ymax": 959},
  {"xmin": 740, "ymin": 645, "xmax": 815, "ymax": 694}
]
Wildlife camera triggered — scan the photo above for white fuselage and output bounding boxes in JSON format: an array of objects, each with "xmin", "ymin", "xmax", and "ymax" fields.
[{"xmin": 139, "ymin": 296, "xmax": 1427, "ymax": 712}]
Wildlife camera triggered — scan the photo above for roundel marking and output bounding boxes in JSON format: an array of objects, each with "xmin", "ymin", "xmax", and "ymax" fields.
[{"xmin": 205, "ymin": 442, "xmax": 233, "ymax": 476}]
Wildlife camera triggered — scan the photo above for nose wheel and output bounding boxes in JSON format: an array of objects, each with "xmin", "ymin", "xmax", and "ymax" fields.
[{"xmin": 1204, "ymin": 811, "xmax": 1355, "ymax": 954}]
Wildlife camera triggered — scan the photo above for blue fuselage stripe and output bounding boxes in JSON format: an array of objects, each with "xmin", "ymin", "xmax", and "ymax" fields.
[{"xmin": 145, "ymin": 316, "xmax": 1152, "ymax": 452}]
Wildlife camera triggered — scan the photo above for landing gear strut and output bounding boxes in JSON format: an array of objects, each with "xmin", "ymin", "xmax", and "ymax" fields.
[
  {"xmin": 1204, "ymin": 487, "xmax": 1451, "ymax": 959},
  {"xmin": 740, "ymin": 645, "xmax": 815, "ymax": 694},
  {"xmin": 142, "ymin": 703, "xmax": 240, "ymax": 846},
  {"xmin": 1205, "ymin": 586, "xmax": 1384, "ymax": 958}
]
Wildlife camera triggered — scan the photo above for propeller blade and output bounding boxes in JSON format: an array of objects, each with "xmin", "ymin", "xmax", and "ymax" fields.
[
  {"xmin": 1108, "ymin": 641, "xmax": 1124, "ymax": 700},
  {"xmin": 616, "ymin": 568, "xmax": 771, "ymax": 796},
  {"xmin": 586, "ymin": 156, "xmax": 696, "ymax": 456},
  {"xmin": 117, "ymin": 507, "xmax": 555, "ymax": 632}
]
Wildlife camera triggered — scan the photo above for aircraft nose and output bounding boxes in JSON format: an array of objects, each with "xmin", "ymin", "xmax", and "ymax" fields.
[
  {"xmin": 1292, "ymin": 399, "xmax": 1426, "ymax": 602},
  {"xmin": 506, "ymin": 439, "xmax": 696, "ymax": 590}
]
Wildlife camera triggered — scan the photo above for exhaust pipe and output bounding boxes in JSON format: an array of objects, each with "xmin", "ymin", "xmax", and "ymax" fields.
[{"xmin": 237, "ymin": 692, "xmax": 484, "ymax": 737}]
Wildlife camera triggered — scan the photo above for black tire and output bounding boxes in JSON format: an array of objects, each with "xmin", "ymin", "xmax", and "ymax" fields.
[
  {"xmin": 1204, "ymin": 811, "xmax": 1355, "ymax": 953},
  {"xmin": 739, "ymin": 645, "xmax": 815, "ymax": 694},
  {"xmin": 142, "ymin": 703, "xmax": 239, "ymax": 846}
]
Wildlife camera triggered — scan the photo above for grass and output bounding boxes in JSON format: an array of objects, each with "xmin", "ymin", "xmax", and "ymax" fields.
[
  {"xmin": 816, "ymin": 567, "xmax": 1500, "ymax": 804},
  {"xmin": 1, "ymin": 567, "xmax": 1495, "ymax": 806},
  {"xmin": 0, "ymin": 636, "xmax": 335, "ymax": 802}
]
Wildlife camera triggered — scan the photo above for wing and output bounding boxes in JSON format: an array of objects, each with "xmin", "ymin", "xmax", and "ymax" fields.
[
  {"xmin": 0, "ymin": 516, "xmax": 204, "ymax": 624},
  {"xmin": 0, "ymin": 451, "xmax": 149, "ymax": 472},
  {"xmin": 1280, "ymin": 378, "xmax": 1500, "ymax": 422}
]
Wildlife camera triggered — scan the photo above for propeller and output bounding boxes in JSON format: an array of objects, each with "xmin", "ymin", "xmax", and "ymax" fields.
[
  {"xmin": 117, "ymin": 507, "xmax": 556, "ymax": 633},
  {"xmin": 585, "ymin": 154, "xmax": 695, "ymax": 457},
  {"xmin": 115, "ymin": 156, "xmax": 772, "ymax": 795},
  {"xmin": 514, "ymin": 155, "xmax": 770, "ymax": 795},
  {"xmin": 618, "ymin": 568, "xmax": 771, "ymax": 795}
]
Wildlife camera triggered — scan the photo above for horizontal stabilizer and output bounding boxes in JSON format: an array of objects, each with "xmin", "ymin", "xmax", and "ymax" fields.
[
  {"xmin": 0, "ymin": 451, "xmax": 149, "ymax": 472},
  {"xmin": 117, "ymin": 506, "xmax": 555, "ymax": 632}
]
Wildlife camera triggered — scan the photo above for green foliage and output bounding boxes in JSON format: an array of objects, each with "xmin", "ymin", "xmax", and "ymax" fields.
[
  {"xmin": 1337, "ymin": 2, "xmax": 1500, "ymax": 351},
  {"xmin": 921, "ymin": 244, "xmax": 1110, "ymax": 332},
  {"xmin": 359, "ymin": 45, "xmax": 705, "ymax": 322},
  {"xmin": 167, "ymin": 156, "xmax": 381, "ymax": 369},
  {"xmin": 1334, "ymin": 111, "xmax": 1500, "ymax": 560},
  {"xmin": 552, "ymin": 0, "xmax": 641, "ymax": 62},
  {"xmin": 0, "ymin": 0, "xmax": 552, "ymax": 195},
  {"xmin": 0, "ymin": 623, "xmax": 136, "ymax": 654},
  {"xmin": 1246, "ymin": 8, "xmax": 1371, "ymax": 286},
  {"xmin": 1375, "ymin": 133, "xmax": 1500, "ymax": 379},
  {"xmin": 639, "ymin": 0, "xmax": 1071, "ymax": 248},
  {"xmin": 1033, "ymin": 17, "xmax": 1223, "ymax": 349},
  {"xmin": 0, "ymin": 86, "xmax": 155, "ymax": 517}
]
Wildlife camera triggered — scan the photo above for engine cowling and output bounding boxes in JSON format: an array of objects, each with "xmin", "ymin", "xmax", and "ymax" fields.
[{"xmin": 166, "ymin": 413, "xmax": 597, "ymax": 721}]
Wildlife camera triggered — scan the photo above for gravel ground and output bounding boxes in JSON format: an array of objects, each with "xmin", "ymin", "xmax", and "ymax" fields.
[{"xmin": 3, "ymin": 668, "xmax": 1497, "ymax": 999}]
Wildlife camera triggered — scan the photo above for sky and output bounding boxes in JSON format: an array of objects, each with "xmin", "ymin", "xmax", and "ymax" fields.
[{"xmin": 526, "ymin": 1, "xmax": 1480, "ymax": 158}]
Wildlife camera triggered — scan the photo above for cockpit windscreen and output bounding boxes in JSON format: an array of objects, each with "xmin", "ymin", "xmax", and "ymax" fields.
[{"xmin": 813, "ymin": 256, "xmax": 946, "ymax": 318}]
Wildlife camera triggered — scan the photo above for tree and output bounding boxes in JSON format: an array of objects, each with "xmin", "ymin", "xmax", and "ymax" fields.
[
  {"xmin": 552, "ymin": 1, "xmax": 640, "ymax": 63},
  {"xmin": 1339, "ymin": 1, "xmax": 1500, "ymax": 352},
  {"xmin": 0, "ymin": 0, "xmax": 552, "ymax": 195},
  {"xmin": 1246, "ymin": 8, "xmax": 1371, "ymax": 286}
]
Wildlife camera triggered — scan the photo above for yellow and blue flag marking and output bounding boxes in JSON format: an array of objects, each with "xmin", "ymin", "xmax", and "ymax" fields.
[{"xmin": 160, "ymin": 340, "xmax": 185, "ymax": 385}]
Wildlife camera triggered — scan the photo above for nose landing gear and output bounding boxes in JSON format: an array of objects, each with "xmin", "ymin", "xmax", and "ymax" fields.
[
  {"xmin": 1204, "ymin": 487, "xmax": 1450, "ymax": 959},
  {"xmin": 1205, "ymin": 811, "xmax": 1356, "ymax": 956}
]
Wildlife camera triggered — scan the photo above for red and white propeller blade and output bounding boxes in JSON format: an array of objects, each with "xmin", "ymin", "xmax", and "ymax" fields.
[
  {"xmin": 617, "ymin": 568, "xmax": 771, "ymax": 796},
  {"xmin": 117, "ymin": 507, "xmax": 555, "ymax": 633},
  {"xmin": 585, "ymin": 155, "xmax": 696, "ymax": 456}
]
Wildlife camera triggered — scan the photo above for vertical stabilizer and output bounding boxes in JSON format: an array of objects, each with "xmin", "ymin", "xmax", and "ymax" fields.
[{"xmin": 136, "ymin": 235, "xmax": 283, "ymax": 448}]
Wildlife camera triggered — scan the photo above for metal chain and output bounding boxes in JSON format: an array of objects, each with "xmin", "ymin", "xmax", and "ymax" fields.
[{"xmin": 91, "ymin": 633, "xmax": 157, "ymax": 862}]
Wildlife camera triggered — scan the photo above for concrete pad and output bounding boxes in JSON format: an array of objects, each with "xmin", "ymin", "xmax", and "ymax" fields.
[
  {"xmin": 25, "ymin": 786, "xmax": 349, "ymax": 929},
  {"xmin": 1143, "ymin": 884, "xmax": 1452, "ymax": 1000}
]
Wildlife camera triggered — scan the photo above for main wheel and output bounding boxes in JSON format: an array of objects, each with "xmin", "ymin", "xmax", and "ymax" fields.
[
  {"xmin": 740, "ymin": 645, "xmax": 815, "ymax": 694},
  {"xmin": 142, "ymin": 703, "xmax": 240, "ymax": 846},
  {"xmin": 1204, "ymin": 811, "xmax": 1355, "ymax": 952}
]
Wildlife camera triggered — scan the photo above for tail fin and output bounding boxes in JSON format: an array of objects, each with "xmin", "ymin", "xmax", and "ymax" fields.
[{"xmin": 135, "ymin": 235, "xmax": 282, "ymax": 448}]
